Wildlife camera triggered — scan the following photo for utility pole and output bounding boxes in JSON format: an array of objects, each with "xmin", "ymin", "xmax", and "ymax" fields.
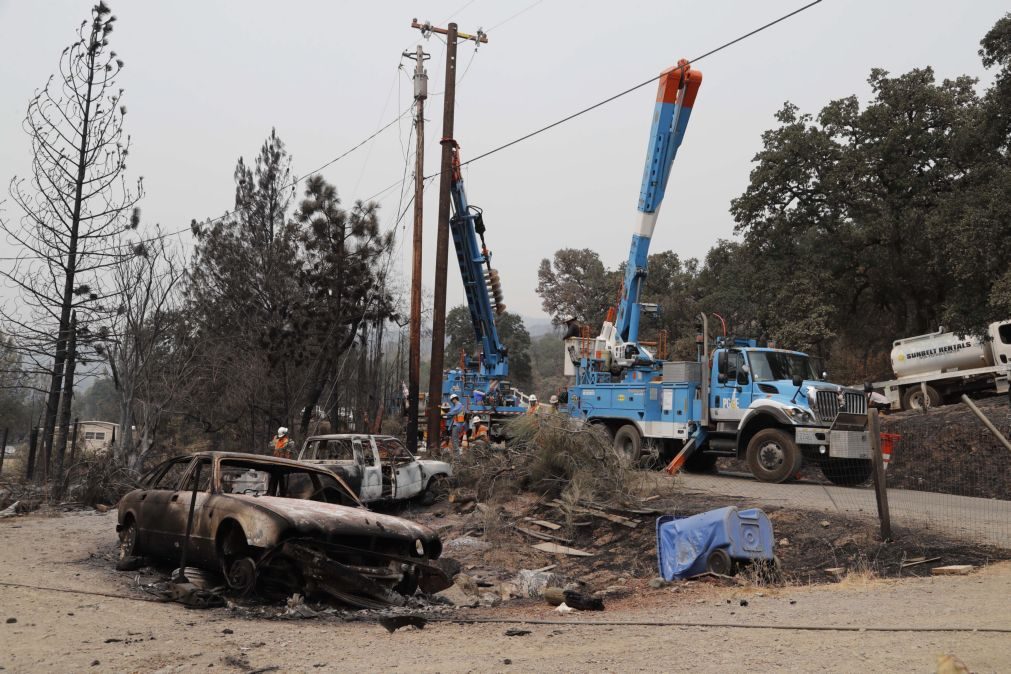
[
  {"xmin": 410, "ymin": 19, "xmax": 487, "ymax": 452},
  {"xmin": 403, "ymin": 45, "xmax": 429, "ymax": 455}
]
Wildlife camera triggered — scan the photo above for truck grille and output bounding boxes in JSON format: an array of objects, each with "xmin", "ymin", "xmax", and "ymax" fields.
[{"xmin": 814, "ymin": 389, "xmax": 867, "ymax": 423}]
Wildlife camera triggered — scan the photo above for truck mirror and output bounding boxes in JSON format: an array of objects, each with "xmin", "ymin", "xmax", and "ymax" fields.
[
  {"xmin": 717, "ymin": 350, "xmax": 728, "ymax": 374},
  {"xmin": 792, "ymin": 374, "xmax": 803, "ymax": 387}
]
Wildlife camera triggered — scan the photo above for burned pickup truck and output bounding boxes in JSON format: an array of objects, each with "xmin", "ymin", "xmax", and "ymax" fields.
[
  {"xmin": 297, "ymin": 434, "xmax": 452, "ymax": 505},
  {"xmin": 117, "ymin": 452, "xmax": 450, "ymax": 608}
]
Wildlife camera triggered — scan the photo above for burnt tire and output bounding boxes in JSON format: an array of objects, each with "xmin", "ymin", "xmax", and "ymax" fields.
[
  {"xmin": 746, "ymin": 428, "xmax": 800, "ymax": 484},
  {"xmin": 612, "ymin": 425, "xmax": 641, "ymax": 467},
  {"xmin": 118, "ymin": 518, "xmax": 140, "ymax": 561},
  {"xmin": 901, "ymin": 384, "xmax": 941, "ymax": 411},
  {"xmin": 820, "ymin": 458, "xmax": 874, "ymax": 486},
  {"xmin": 419, "ymin": 474, "xmax": 450, "ymax": 506}
]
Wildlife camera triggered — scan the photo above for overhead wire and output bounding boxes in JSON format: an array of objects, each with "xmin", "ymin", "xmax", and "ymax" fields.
[{"xmin": 455, "ymin": 0, "xmax": 824, "ymax": 170}]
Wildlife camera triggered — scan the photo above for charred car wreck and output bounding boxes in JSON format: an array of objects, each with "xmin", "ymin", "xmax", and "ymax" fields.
[{"xmin": 117, "ymin": 452, "xmax": 451, "ymax": 608}]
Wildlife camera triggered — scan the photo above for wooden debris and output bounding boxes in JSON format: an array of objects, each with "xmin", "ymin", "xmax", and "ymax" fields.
[
  {"xmin": 513, "ymin": 525, "xmax": 572, "ymax": 544},
  {"xmin": 931, "ymin": 565, "xmax": 974, "ymax": 576},
  {"xmin": 543, "ymin": 587, "xmax": 565, "ymax": 606},
  {"xmin": 532, "ymin": 542, "xmax": 594, "ymax": 557},
  {"xmin": 824, "ymin": 567, "xmax": 846, "ymax": 577},
  {"xmin": 900, "ymin": 556, "xmax": 941, "ymax": 569},
  {"xmin": 543, "ymin": 587, "xmax": 604, "ymax": 610},
  {"xmin": 548, "ymin": 499, "xmax": 639, "ymax": 529},
  {"xmin": 448, "ymin": 490, "xmax": 476, "ymax": 505},
  {"xmin": 524, "ymin": 517, "xmax": 562, "ymax": 531},
  {"xmin": 531, "ymin": 563, "xmax": 557, "ymax": 573}
]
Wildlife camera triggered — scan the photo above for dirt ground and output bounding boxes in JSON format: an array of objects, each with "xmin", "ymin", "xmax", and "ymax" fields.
[{"xmin": 2, "ymin": 511, "xmax": 1010, "ymax": 673}]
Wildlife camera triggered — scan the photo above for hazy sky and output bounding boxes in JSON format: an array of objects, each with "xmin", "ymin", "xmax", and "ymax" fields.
[{"xmin": 0, "ymin": 0, "xmax": 1006, "ymax": 326}]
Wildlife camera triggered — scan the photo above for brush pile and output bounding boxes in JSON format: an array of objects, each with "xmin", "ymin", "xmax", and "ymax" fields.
[{"xmin": 453, "ymin": 414, "xmax": 634, "ymax": 505}]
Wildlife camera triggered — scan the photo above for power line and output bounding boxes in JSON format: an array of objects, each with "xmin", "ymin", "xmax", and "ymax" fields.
[
  {"xmin": 486, "ymin": 0, "xmax": 546, "ymax": 32},
  {"xmin": 455, "ymin": 0, "xmax": 824, "ymax": 170},
  {"xmin": 0, "ymin": 104, "xmax": 415, "ymax": 263}
]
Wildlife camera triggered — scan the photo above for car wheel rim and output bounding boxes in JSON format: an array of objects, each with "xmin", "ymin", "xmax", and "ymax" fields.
[
  {"xmin": 118, "ymin": 524, "xmax": 136, "ymax": 560},
  {"xmin": 227, "ymin": 557, "xmax": 257, "ymax": 594},
  {"xmin": 758, "ymin": 442, "xmax": 785, "ymax": 471}
]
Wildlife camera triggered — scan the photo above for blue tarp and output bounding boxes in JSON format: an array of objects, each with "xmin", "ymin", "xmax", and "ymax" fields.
[{"xmin": 656, "ymin": 506, "xmax": 774, "ymax": 580}]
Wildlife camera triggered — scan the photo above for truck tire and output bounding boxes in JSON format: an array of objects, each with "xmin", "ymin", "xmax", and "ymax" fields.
[
  {"xmin": 612, "ymin": 425, "xmax": 641, "ymax": 467},
  {"xmin": 901, "ymin": 384, "xmax": 941, "ymax": 411},
  {"xmin": 745, "ymin": 428, "xmax": 800, "ymax": 484},
  {"xmin": 820, "ymin": 458, "xmax": 874, "ymax": 486}
]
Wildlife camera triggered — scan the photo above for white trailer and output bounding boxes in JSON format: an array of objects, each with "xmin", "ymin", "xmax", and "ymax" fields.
[{"xmin": 873, "ymin": 320, "xmax": 1011, "ymax": 410}]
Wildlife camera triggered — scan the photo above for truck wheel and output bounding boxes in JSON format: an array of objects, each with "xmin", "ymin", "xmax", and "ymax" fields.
[
  {"xmin": 746, "ymin": 428, "xmax": 800, "ymax": 483},
  {"xmin": 820, "ymin": 458, "xmax": 874, "ymax": 486},
  {"xmin": 612, "ymin": 425, "xmax": 641, "ymax": 467},
  {"xmin": 901, "ymin": 384, "xmax": 941, "ymax": 411}
]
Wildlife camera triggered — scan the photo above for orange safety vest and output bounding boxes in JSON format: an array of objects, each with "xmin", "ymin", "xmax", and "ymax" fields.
[{"xmin": 273, "ymin": 436, "xmax": 292, "ymax": 458}]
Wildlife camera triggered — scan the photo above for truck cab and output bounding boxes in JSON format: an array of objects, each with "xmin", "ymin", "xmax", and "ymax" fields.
[
  {"xmin": 297, "ymin": 434, "xmax": 452, "ymax": 504},
  {"xmin": 707, "ymin": 343, "xmax": 871, "ymax": 484}
]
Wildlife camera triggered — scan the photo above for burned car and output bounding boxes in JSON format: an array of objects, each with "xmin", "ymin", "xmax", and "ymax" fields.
[{"xmin": 117, "ymin": 452, "xmax": 450, "ymax": 608}]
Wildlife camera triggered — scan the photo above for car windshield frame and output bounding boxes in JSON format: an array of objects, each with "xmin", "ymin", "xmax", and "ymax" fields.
[
  {"xmin": 748, "ymin": 350, "xmax": 819, "ymax": 382},
  {"xmin": 215, "ymin": 458, "xmax": 361, "ymax": 507}
]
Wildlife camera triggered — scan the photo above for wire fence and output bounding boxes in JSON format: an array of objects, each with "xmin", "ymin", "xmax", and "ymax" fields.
[{"xmin": 683, "ymin": 397, "xmax": 1011, "ymax": 551}]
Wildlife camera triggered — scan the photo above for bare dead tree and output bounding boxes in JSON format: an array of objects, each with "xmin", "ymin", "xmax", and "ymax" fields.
[
  {"xmin": 1, "ymin": 3, "xmax": 141, "ymax": 481},
  {"xmin": 103, "ymin": 230, "xmax": 186, "ymax": 470}
]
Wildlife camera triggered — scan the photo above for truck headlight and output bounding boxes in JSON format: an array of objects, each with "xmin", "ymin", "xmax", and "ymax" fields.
[{"xmin": 788, "ymin": 407, "xmax": 812, "ymax": 422}]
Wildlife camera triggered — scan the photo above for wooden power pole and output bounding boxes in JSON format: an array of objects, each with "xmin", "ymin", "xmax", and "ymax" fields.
[
  {"xmin": 403, "ymin": 45, "xmax": 429, "ymax": 454},
  {"xmin": 410, "ymin": 19, "xmax": 487, "ymax": 452}
]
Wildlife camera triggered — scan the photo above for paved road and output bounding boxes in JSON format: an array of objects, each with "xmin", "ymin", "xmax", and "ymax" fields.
[{"xmin": 676, "ymin": 471, "xmax": 1011, "ymax": 549}]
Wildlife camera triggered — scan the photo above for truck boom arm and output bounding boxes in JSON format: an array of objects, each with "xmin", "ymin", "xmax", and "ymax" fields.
[
  {"xmin": 448, "ymin": 144, "xmax": 509, "ymax": 377},
  {"xmin": 614, "ymin": 60, "xmax": 702, "ymax": 346}
]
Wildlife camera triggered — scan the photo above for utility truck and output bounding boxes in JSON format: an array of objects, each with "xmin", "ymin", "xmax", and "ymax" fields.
[
  {"xmin": 437, "ymin": 144, "xmax": 530, "ymax": 438},
  {"xmin": 563, "ymin": 59, "xmax": 874, "ymax": 485},
  {"xmin": 872, "ymin": 321, "xmax": 1011, "ymax": 410}
]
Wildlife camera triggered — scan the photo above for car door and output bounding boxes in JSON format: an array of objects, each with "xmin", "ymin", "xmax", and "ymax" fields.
[
  {"xmin": 138, "ymin": 457, "xmax": 193, "ymax": 558},
  {"xmin": 710, "ymin": 350, "xmax": 749, "ymax": 423},
  {"xmin": 160, "ymin": 457, "xmax": 213, "ymax": 564},
  {"xmin": 380, "ymin": 437, "xmax": 422, "ymax": 499},
  {"xmin": 356, "ymin": 437, "xmax": 383, "ymax": 502}
]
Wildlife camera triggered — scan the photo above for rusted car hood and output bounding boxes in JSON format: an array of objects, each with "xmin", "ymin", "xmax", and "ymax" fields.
[{"xmin": 226, "ymin": 494, "xmax": 434, "ymax": 541}]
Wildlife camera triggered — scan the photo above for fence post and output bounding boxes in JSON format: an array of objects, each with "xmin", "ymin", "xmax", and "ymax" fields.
[
  {"xmin": 0, "ymin": 428, "xmax": 8, "ymax": 476},
  {"xmin": 25, "ymin": 427, "xmax": 39, "ymax": 480},
  {"xmin": 961, "ymin": 394, "xmax": 1011, "ymax": 453},
  {"xmin": 868, "ymin": 408, "xmax": 892, "ymax": 540}
]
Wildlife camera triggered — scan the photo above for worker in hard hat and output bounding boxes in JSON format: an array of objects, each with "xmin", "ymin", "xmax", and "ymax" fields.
[
  {"xmin": 548, "ymin": 394, "xmax": 560, "ymax": 412},
  {"xmin": 448, "ymin": 393, "xmax": 466, "ymax": 455},
  {"xmin": 271, "ymin": 427, "xmax": 294, "ymax": 459},
  {"xmin": 471, "ymin": 415, "xmax": 490, "ymax": 447},
  {"xmin": 562, "ymin": 315, "xmax": 582, "ymax": 340},
  {"xmin": 527, "ymin": 394, "xmax": 540, "ymax": 415}
]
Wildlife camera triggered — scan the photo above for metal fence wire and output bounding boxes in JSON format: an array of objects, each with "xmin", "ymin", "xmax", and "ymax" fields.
[{"xmin": 687, "ymin": 397, "xmax": 1011, "ymax": 551}]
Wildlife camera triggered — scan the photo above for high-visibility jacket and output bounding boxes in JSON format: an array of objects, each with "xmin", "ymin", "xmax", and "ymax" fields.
[
  {"xmin": 449, "ymin": 401, "xmax": 465, "ymax": 425},
  {"xmin": 273, "ymin": 436, "xmax": 293, "ymax": 458}
]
